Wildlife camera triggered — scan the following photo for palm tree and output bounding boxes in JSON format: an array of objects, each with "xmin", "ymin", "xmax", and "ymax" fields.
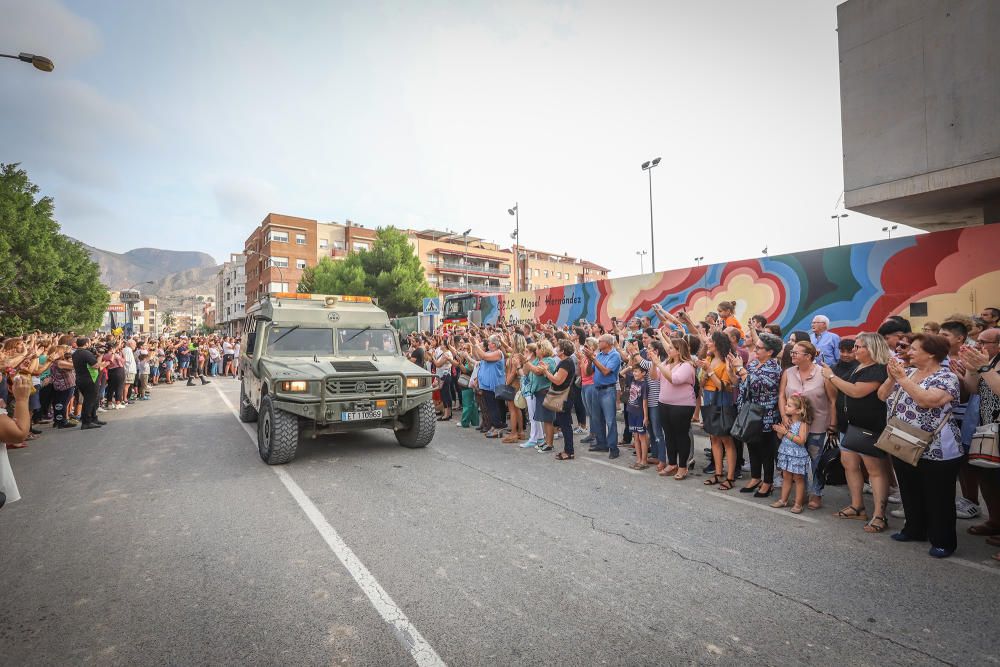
[{"xmin": 161, "ymin": 311, "xmax": 176, "ymax": 329}]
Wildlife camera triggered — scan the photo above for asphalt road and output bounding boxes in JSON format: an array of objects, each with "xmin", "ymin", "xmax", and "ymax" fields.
[{"xmin": 2, "ymin": 380, "xmax": 998, "ymax": 666}]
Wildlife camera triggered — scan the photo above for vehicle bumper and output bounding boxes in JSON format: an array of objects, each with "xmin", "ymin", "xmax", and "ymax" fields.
[{"xmin": 273, "ymin": 389, "xmax": 432, "ymax": 425}]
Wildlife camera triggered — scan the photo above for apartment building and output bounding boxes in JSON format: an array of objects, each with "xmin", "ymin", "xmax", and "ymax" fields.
[
  {"xmin": 215, "ymin": 253, "xmax": 247, "ymax": 335},
  {"xmin": 520, "ymin": 248, "xmax": 610, "ymax": 291},
  {"xmin": 244, "ymin": 213, "xmax": 321, "ymax": 303},
  {"xmin": 315, "ymin": 220, "xmax": 379, "ymax": 262},
  {"xmin": 408, "ymin": 229, "xmax": 513, "ymax": 295}
]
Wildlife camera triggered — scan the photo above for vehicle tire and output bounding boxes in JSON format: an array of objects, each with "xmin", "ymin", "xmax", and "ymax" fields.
[
  {"xmin": 239, "ymin": 380, "xmax": 258, "ymax": 423},
  {"xmin": 395, "ymin": 401, "xmax": 436, "ymax": 448},
  {"xmin": 257, "ymin": 394, "xmax": 299, "ymax": 464}
]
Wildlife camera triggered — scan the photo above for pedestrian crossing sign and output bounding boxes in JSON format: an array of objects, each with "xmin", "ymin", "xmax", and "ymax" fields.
[{"xmin": 422, "ymin": 297, "xmax": 440, "ymax": 315}]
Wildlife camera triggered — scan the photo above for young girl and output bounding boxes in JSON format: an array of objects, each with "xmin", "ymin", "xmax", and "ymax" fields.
[{"xmin": 771, "ymin": 393, "xmax": 813, "ymax": 513}]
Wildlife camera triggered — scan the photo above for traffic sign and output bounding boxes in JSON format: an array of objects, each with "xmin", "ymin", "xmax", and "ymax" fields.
[{"xmin": 422, "ymin": 297, "xmax": 439, "ymax": 315}]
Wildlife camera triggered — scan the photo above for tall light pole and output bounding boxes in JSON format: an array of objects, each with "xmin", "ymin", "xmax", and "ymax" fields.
[
  {"xmin": 641, "ymin": 157, "xmax": 661, "ymax": 273},
  {"xmin": 461, "ymin": 228, "xmax": 472, "ymax": 289},
  {"xmin": 508, "ymin": 204, "xmax": 520, "ymax": 291},
  {"xmin": 635, "ymin": 250, "xmax": 647, "ymax": 274},
  {"xmin": 694, "ymin": 256, "xmax": 704, "ymax": 266},
  {"xmin": 831, "ymin": 213, "xmax": 849, "ymax": 246},
  {"xmin": 882, "ymin": 225, "xmax": 898, "ymax": 239},
  {"xmin": 0, "ymin": 52, "xmax": 54, "ymax": 72},
  {"xmin": 761, "ymin": 246, "xmax": 769, "ymax": 256}
]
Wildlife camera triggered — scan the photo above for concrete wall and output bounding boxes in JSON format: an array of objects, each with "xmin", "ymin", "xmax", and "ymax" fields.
[{"xmin": 838, "ymin": 0, "xmax": 1000, "ymax": 228}]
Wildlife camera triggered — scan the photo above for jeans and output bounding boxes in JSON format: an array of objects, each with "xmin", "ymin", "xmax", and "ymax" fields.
[
  {"xmin": 806, "ymin": 432, "xmax": 826, "ymax": 496},
  {"xmin": 52, "ymin": 387, "xmax": 74, "ymax": 425},
  {"xmin": 525, "ymin": 394, "xmax": 544, "ymax": 442},
  {"xmin": 647, "ymin": 401, "xmax": 665, "ymax": 461},
  {"xmin": 591, "ymin": 385, "xmax": 618, "ymax": 452},
  {"xmin": 570, "ymin": 383, "xmax": 586, "ymax": 426},
  {"xmin": 581, "ymin": 385, "xmax": 598, "ymax": 439},
  {"xmin": 556, "ymin": 410, "xmax": 575, "ymax": 455}
]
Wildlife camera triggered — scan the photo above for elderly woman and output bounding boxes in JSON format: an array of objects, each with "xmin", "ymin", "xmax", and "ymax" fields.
[
  {"xmin": 728, "ymin": 332, "xmax": 784, "ymax": 497},
  {"xmin": 877, "ymin": 334, "xmax": 962, "ymax": 557},
  {"xmin": 525, "ymin": 339, "xmax": 558, "ymax": 450},
  {"xmin": 821, "ymin": 333, "xmax": 891, "ymax": 532},
  {"xmin": 472, "ymin": 334, "xmax": 506, "ymax": 439},
  {"xmin": 537, "ymin": 339, "xmax": 577, "ymax": 460},
  {"xmin": 780, "ymin": 340, "xmax": 838, "ymax": 510}
]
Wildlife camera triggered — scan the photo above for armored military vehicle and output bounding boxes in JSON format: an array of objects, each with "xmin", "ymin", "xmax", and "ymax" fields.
[{"xmin": 239, "ymin": 293, "xmax": 435, "ymax": 464}]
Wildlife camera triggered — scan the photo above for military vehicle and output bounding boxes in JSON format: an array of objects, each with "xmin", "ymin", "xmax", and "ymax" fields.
[{"xmin": 239, "ymin": 293, "xmax": 435, "ymax": 464}]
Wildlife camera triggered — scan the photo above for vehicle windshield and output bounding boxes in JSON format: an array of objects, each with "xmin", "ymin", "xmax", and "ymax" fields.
[
  {"xmin": 337, "ymin": 328, "xmax": 399, "ymax": 355},
  {"xmin": 444, "ymin": 296, "xmax": 475, "ymax": 318},
  {"xmin": 266, "ymin": 326, "xmax": 335, "ymax": 355}
]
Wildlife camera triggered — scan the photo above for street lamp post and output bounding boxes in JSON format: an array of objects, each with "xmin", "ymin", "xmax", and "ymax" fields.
[
  {"xmin": 882, "ymin": 225, "xmax": 899, "ymax": 239},
  {"xmin": 461, "ymin": 228, "xmax": 472, "ymax": 289},
  {"xmin": 635, "ymin": 250, "xmax": 647, "ymax": 274},
  {"xmin": 508, "ymin": 204, "xmax": 520, "ymax": 291},
  {"xmin": 831, "ymin": 213, "xmax": 849, "ymax": 246},
  {"xmin": 761, "ymin": 246, "xmax": 769, "ymax": 256},
  {"xmin": 641, "ymin": 157, "xmax": 661, "ymax": 273},
  {"xmin": 0, "ymin": 52, "xmax": 54, "ymax": 72}
]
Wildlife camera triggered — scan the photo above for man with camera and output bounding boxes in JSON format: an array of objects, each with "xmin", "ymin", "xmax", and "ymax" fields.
[{"xmin": 73, "ymin": 337, "xmax": 109, "ymax": 430}]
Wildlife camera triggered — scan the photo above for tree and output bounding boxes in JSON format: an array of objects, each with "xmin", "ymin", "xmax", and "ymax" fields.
[
  {"xmin": 161, "ymin": 311, "xmax": 176, "ymax": 329},
  {"xmin": 299, "ymin": 226, "xmax": 435, "ymax": 316},
  {"xmin": 0, "ymin": 163, "xmax": 108, "ymax": 334}
]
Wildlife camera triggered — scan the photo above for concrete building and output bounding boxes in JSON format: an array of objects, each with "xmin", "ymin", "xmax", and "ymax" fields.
[
  {"xmin": 838, "ymin": 0, "xmax": 1000, "ymax": 229},
  {"xmin": 244, "ymin": 213, "xmax": 322, "ymax": 303},
  {"xmin": 215, "ymin": 253, "xmax": 247, "ymax": 336},
  {"xmin": 521, "ymin": 249, "xmax": 610, "ymax": 291},
  {"xmin": 316, "ymin": 220, "xmax": 378, "ymax": 262},
  {"xmin": 407, "ymin": 229, "xmax": 513, "ymax": 295}
]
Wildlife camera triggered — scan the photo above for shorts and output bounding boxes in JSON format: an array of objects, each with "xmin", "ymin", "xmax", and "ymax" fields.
[
  {"xmin": 627, "ymin": 412, "xmax": 646, "ymax": 434},
  {"xmin": 179, "ymin": 360, "xmax": 190, "ymax": 369},
  {"xmin": 150, "ymin": 366, "xmax": 160, "ymax": 377},
  {"xmin": 165, "ymin": 360, "xmax": 174, "ymax": 371},
  {"xmin": 223, "ymin": 354, "xmax": 234, "ymax": 364},
  {"xmin": 125, "ymin": 373, "xmax": 136, "ymax": 384}
]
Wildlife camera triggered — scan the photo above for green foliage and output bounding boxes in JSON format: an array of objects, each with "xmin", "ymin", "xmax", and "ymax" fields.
[
  {"xmin": 0, "ymin": 163, "xmax": 109, "ymax": 334},
  {"xmin": 161, "ymin": 312, "xmax": 176, "ymax": 328},
  {"xmin": 298, "ymin": 226, "xmax": 435, "ymax": 316}
]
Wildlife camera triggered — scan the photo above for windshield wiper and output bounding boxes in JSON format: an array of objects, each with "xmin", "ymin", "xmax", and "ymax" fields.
[
  {"xmin": 343, "ymin": 325, "xmax": 372, "ymax": 344},
  {"xmin": 269, "ymin": 325, "xmax": 300, "ymax": 347}
]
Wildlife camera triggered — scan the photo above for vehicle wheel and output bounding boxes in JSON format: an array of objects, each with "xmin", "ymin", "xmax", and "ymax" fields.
[
  {"xmin": 395, "ymin": 401, "xmax": 436, "ymax": 448},
  {"xmin": 257, "ymin": 394, "xmax": 299, "ymax": 464},
  {"xmin": 239, "ymin": 380, "xmax": 258, "ymax": 423}
]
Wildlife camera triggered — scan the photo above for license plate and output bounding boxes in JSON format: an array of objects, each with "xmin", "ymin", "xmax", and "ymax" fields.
[{"xmin": 341, "ymin": 409, "xmax": 383, "ymax": 422}]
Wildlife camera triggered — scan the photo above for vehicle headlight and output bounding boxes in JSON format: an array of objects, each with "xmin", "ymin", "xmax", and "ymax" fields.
[
  {"xmin": 279, "ymin": 380, "xmax": 309, "ymax": 392},
  {"xmin": 406, "ymin": 377, "xmax": 428, "ymax": 389}
]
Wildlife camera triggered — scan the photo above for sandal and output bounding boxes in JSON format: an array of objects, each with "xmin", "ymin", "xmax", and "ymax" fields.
[
  {"xmin": 836, "ymin": 506, "xmax": 868, "ymax": 520},
  {"xmin": 555, "ymin": 452, "xmax": 574, "ymax": 460},
  {"xmin": 703, "ymin": 475, "xmax": 721, "ymax": 486},
  {"xmin": 967, "ymin": 523, "xmax": 1000, "ymax": 536},
  {"xmin": 770, "ymin": 500, "xmax": 787, "ymax": 508},
  {"xmin": 673, "ymin": 470, "xmax": 688, "ymax": 481},
  {"xmin": 807, "ymin": 499, "xmax": 822, "ymax": 510},
  {"xmin": 718, "ymin": 478, "xmax": 734, "ymax": 491},
  {"xmin": 864, "ymin": 516, "xmax": 888, "ymax": 533},
  {"xmin": 790, "ymin": 505, "xmax": 804, "ymax": 514}
]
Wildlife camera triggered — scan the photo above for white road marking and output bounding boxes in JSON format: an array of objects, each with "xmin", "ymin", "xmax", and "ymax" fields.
[
  {"xmin": 213, "ymin": 385, "xmax": 446, "ymax": 667},
  {"xmin": 947, "ymin": 556, "xmax": 1000, "ymax": 577},
  {"xmin": 696, "ymin": 487, "xmax": 819, "ymax": 523},
  {"xmin": 579, "ymin": 454, "xmax": 642, "ymax": 474}
]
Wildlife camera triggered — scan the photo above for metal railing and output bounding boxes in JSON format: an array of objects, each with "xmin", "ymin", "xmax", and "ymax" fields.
[
  {"xmin": 438, "ymin": 280, "xmax": 510, "ymax": 293},
  {"xmin": 436, "ymin": 260, "xmax": 508, "ymax": 276}
]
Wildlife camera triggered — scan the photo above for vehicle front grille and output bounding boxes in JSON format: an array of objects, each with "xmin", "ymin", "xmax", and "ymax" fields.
[{"xmin": 325, "ymin": 376, "xmax": 400, "ymax": 397}]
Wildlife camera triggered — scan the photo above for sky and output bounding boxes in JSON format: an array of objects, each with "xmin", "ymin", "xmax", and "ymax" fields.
[{"xmin": 1, "ymin": 0, "xmax": 916, "ymax": 276}]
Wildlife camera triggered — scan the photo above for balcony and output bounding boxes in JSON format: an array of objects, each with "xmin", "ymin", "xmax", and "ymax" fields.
[
  {"xmin": 436, "ymin": 259, "xmax": 508, "ymax": 276},
  {"xmin": 438, "ymin": 279, "xmax": 510, "ymax": 293}
]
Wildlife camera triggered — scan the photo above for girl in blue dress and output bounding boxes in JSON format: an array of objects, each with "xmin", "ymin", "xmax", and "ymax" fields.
[{"xmin": 771, "ymin": 394, "xmax": 813, "ymax": 514}]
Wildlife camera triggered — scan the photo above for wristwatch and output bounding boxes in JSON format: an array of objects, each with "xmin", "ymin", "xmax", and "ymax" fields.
[{"xmin": 978, "ymin": 365, "xmax": 993, "ymax": 373}]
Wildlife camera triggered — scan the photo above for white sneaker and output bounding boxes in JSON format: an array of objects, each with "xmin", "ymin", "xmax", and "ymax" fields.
[
  {"xmin": 956, "ymin": 498, "xmax": 981, "ymax": 520},
  {"xmin": 554, "ymin": 432, "xmax": 562, "ymax": 439},
  {"xmin": 573, "ymin": 426, "xmax": 587, "ymax": 435},
  {"xmin": 97, "ymin": 407, "xmax": 107, "ymax": 413},
  {"xmin": 863, "ymin": 482, "xmax": 872, "ymax": 495},
  {"xmin": 890, "ymin": 508, "xmax": 906, "ymax": 519},
  {"xmin": 888, "ymin": 493, "xmax": 901, "ymax": 504}
]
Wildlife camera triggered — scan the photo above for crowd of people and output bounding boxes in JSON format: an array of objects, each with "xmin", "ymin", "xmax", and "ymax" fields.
[
  {"xmin": 405, "ymin": 303, "xmax": 1000, "ymax": 561},
  {"xmin": 0, "ymin": 331, "xmax": 242, "ymax": 508}
]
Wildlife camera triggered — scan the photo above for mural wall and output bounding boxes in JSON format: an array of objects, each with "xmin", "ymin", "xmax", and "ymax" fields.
[{"xmin": 477, "ymin": 225, "xmax": 1000, "ymax": 335}]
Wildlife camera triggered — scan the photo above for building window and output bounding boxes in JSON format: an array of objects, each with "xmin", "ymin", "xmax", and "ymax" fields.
[
  {"xmin": 296, "ymin": 259, "xmax": 307, "ymax": 270},
  {"xmin": 543, "ymin": 270, "xmax": 549, "ymax": 278},
  {"xmin": 269, "ymin": 230, "xmax": 289, "ymax": 243},
  {"xmin": 295, "ymin": 233, "xmax": 307, "ymax": 245},
  {"xmin": 319, "ymin": 238, "xmax": 329, "ymax": 248},
  {"xmin": 333, "ymin": 240, "xmax": 344, "ymax": 250},
  {"xmin": 353, "ymin": 242, "xmax": 369, "ymax": 252},
  {"xmin": 268, "ymin": 282, "xmax": 289, "ymax": 292},
  {"xmin": 270, "ymin": 256, "xmax": 289, "ymax": 268},
  {"xmin": 427, "ymin": 253, "xmax": 438, "ymax": 263},
  {"xmin": 533, "ymin": 269, "xmax": 540, "ymax": 277}
]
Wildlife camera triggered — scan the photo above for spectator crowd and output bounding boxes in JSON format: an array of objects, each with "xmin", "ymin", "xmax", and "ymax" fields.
[
  {"xmin": 0, "ymin": 331, "xmax": 241, "ymax": 508},
  {"xmin": 404, "ymin": 303, "xmax": 1000, "ymax": 561}
]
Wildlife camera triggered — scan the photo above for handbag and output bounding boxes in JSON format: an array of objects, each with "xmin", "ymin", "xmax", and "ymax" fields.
[
  {"xmin": 842, "ymin": 424, "xmax": 882, "ymax": 457},
  {"xmin": 816, "ymin": 431, "xmax": 846, "ymax": 485},
  {"xmin": 730, "ymin": 402, "xmax": 763, "ymax": 442},
  {"xmin": 494, "ymin": 384, "xmax": 516, "ymax": 401},
  {"xmin": 704, "ymin": 389, "xmax": 736, "ymax": 436},
  {"xmin": 875, "ymin": 387, "xmax": 951, "ymax": 467},
  {"xmin": 457, "ymin": 374, "xmax": 470, "ymax": 389},
  {"xmin": 514, "ymin": 390, "xmax": 527, "ymax": 410},
  {"xmin": 969, "ymin": 423, "xmax": 1000, "ymax": 468},
  {"xmin": 542, "ymin": 385, "xmax": 570, "ymax": 412}
]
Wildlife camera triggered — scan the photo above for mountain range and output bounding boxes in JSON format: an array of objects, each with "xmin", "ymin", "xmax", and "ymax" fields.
[{"xmin": 81, "ymin": 243, "xmax": 223, "ymax": 313}]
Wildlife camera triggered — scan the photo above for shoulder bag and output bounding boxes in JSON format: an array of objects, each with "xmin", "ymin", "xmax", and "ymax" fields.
[
  {"xmin": 730, "ymin": 375, "xmax": 763, "ymax": 442},
  {"xmin": 875, "ymin": 385, "xmax": 951, "ymax": 467},
  {"xmin": 542, "ymin": 385, "xmax": 570, "ymax": 413},
  {"xmin": 969, "ymin": 423, "xmax": 1000, "ymax": 468}
]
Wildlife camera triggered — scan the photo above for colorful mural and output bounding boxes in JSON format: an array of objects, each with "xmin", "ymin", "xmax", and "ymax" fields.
[{"xmin": 475, "ymin": 225, "xmax": 1000, "ymax": 335}]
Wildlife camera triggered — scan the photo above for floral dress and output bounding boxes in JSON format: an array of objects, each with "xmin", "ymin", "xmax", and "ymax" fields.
[
  {"xmin": 887, "ymin": 368, "xmax": 961, "ymax": 461},
  {"xmin": 736, "ymin": 358, "xmax": 782, "ymax": 433},
  {"xmin": 777, "ymin": 422, "xmax": 810, "ymax": 474}
]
